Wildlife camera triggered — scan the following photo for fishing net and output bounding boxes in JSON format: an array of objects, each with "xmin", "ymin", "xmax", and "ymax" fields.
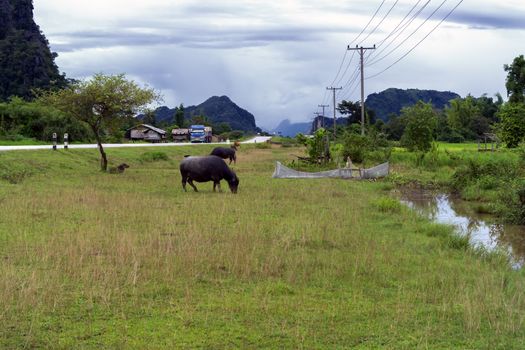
[
  {"xmin": 359, "ymin": 162, "xmax": 390, "ymax": 179},
  {"xmin": 272, "ymin": 161, "xmax": 389, "ymax": 179},
  {"xmin": 272, "ymin": 162, "xmax": 353, "ymax": 179}
]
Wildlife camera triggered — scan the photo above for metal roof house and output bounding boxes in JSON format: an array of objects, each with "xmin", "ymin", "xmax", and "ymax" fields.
[{"xmin": 127, "ymin": 124, "xmax": 167, "ymax": 143}]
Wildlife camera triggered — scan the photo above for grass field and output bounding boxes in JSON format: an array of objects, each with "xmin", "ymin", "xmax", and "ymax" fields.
[{"xmin": 1, "ymin": 145, "xmax": 524, "ymax": 349}]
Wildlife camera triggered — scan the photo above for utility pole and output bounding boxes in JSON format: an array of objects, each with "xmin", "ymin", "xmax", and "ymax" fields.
[
  {"xmin": 347, "ymin": 44, "xmax": 375, "ymax": 136},
  {"xmin": 326, "ymin": 87, "xmax": 342, "ymax": 137},
  {"xmin": 318, "ymin": 104, "xmax": 329, "ymax": 128}
]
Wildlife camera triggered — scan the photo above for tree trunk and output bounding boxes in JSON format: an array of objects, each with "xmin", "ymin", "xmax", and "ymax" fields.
[{"xmin": 91, "ymin": 125, "xmax": 108, "ymax": 171}]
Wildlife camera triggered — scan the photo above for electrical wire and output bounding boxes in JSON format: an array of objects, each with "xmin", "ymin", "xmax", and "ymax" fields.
[
  {"xmin": 367, "ymin": 0, "xmax": 464, "ymax": 80},
  {"xmin": 367, "ymin": 0, "xmax": 449, "ymax": 67}
]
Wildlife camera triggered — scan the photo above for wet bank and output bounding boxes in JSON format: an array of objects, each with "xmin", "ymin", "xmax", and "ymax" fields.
[{"xmin": 394, "ymin": 187, "xmax": 525, "ymax": 268}]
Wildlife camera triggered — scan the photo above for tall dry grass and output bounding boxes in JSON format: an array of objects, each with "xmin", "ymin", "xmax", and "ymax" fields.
[{"xmin": 0, "ymin": 145, "xmax": 524, "ymax": 347}]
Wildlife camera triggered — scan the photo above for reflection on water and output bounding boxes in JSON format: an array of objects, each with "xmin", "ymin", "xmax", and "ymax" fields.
[{"xmin": 396, "ymin": 188, "xmax": 525, "ymax": 268}]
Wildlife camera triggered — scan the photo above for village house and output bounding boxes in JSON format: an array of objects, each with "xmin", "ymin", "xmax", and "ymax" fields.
[
  {"xmin": 171, "ymin": 128, "xmax": 190, "ymax": 142},
  {"xmin": 127, "ymin": 124, "xmax": 167, "ymax": 143}
]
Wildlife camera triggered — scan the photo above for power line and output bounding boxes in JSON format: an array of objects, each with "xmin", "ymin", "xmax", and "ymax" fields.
[
  {"xmin": 333, "ymin": 50, "xmax": 357, "ymax": 87},
  {"xmin": 329, "ymin": 49, "xmax": 349, "ymax": 87},
  {"xmin": 325, "ymin": 0, "xmax": 388, "ymax": 103},
  {"xmin": 374, "ymin": 0, "xmax": 424, "ymax": 48},
  {"xmin": 348, "ymin": 0, "xmax": 387, "ymax": 48},
  {"xmin": 367, "ymin": 0, "xmax": 465, "ymax": 80},
  {"xmin": 367, "ymin": 0, "xmax": 449, "ymax": 67},
  {"xmin": 358, "ymin": 0, "xmax": 400, "ymax": 46}
]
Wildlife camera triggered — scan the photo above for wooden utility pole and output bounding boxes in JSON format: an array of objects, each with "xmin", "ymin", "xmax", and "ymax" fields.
[
  {"xmin": 318, "ymin": 104, "xmax": 329, "ymax": 128},
  {"xmin": 347, "ymin": 45, "xmax": 375, "ymax": 136},
  {"xmin": 326, "ymin": 87, "xmax": 342, "ymax": 136}
]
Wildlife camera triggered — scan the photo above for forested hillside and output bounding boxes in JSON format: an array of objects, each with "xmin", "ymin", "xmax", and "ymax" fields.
[
  {"xmin": 0, "ymin": 0, "xmax": 66, "ymax": 100},
  {"xmin": 150, "ymin": 96, "xmax": 260, "ymax": 133},
  {"xmin": 366, "ymin": 88, "xmax": 460, "ymax": 121}
]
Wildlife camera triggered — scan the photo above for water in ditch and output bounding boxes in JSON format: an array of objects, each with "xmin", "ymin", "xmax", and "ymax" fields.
[{"xmin": 395, "ymin": 187, "xmax": 525, "ymax": 268}]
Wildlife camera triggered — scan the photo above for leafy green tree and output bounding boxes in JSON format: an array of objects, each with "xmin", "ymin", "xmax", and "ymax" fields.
[
  {"xmin": 38, "ymin": 73, "xmax": 160, "ymax": 171},
  {"xmin": 504, "ymin": 55, "xmax": 525, "ymax": 104},
  {"xmin": 445, "ymin": 96, "xmax": 481, "ymax": 140},
  {"xmin": 337, "ymin": 100, "xmax": 361, "ymax": 125},
  {"xmin": 497, "ymin": 102, "xmax": 525, "ymax": 148},
  {"xmin": 0, "ymin": 96, "xmax": 90, "ymax": 141},
  {"xmin": 384, "ymin": 113, "xmax": 406, "ymax": 140},
  {"xmin": 337, "ymin": 100, "xmax": 376, "ymax": 127},
  {"xmin": 306, "ymin": 128, "xmax": 330, "ymax": 162},
  {"xmin": 401, "ymin": 101, "xmax": 437, "ymax": 152},
  {"xmin": 174, "ymin": 104, "xmax": 185, "ymax": 128}
]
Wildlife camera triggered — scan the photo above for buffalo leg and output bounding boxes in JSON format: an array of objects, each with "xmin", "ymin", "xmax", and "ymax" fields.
[
  {"xmin": 188, "ymin": 178, "xmax": 198, "ymax": 192},
  {"xmin": 181, "ymin": 175, "xmax": 187, "ymax": 192},
  {"xmin": 213, "ymin": 181, "xmax": 222, "ymax": 192}
]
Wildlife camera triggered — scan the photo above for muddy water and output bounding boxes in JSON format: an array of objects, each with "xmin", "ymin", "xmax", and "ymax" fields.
[{"xmin": 395, "ymin": 188, "xmax": 525, "ymax": 268}]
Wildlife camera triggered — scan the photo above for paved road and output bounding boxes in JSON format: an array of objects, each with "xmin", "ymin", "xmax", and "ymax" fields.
[{"xmin": 0, "ymin": 136, "xmax": 273, "ymax": 152}]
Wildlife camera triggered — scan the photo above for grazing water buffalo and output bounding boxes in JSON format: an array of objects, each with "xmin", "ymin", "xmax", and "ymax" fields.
[
  {"xmin": 180, "ymin": 155, "xmax": 239, "ymax": 193},
  {"xmin": 210, "ymin": 146, "xmax": 237, "ymax": 164}
]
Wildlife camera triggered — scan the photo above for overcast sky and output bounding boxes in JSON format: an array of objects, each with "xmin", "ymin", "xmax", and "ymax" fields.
[{"xmin": 34, "ymin": 0, "xmax": 525, "ymax": 130}]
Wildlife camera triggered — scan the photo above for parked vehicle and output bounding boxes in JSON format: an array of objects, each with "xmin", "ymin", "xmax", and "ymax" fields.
[{"xmin": 190, "ymin": 125, "xmax": 212, "ymax": 143}]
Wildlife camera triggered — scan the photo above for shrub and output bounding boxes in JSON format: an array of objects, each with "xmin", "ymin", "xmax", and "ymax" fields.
[
  {"xmin": 341, "ymin": 132, "xmax": 369, "ymax": 163},
  {"xmin": 497, "ymin": 102, "xmax": 525, "ymax": 148},
  {"xmin": 140, "ymin": 151, "xmax": 169, "ymax": 162}
]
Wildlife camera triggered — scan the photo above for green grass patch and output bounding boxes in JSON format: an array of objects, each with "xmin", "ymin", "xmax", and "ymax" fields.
[{"xmin": 0, "ymin": 145, "xmax": 524, "ymax": 348}]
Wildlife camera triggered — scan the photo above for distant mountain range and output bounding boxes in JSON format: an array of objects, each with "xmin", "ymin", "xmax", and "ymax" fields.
[
  {"xmin": 148, "ymin": 96, "xmax": 260, "ymax": 133},
  {"xmin": 272, "ymin": 117, "xmax": 348, "ymax": 137},
  {"xmin": 366, "ymin": 88, "xmax": 460, "ymax": 121},
  {"xmin": 272, "ymin": 119, "xmax": 311, "ymax": 137},
  {"xmin": 272, "ymin": 88, "xmax": 461, "ymax": 136}
]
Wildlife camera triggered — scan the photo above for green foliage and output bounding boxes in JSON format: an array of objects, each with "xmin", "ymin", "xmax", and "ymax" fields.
[
  {"xmin": 174, "ymin": 103, "xmax": 185, "ymax": 128},
  {"xmin": 305, "ymin": 128, "xmax": 330, "ymax": 161},
  {"xmin": 504, "ymin": 55, "xmax": 525, "ymax": 104},
  {"xmin": 140, "ymin": 151, "xmax": 170, "ymax": 162},
  {"xmin": 38, "ymin": 73, "xmax": 160, "ymax": 171},
  {"xmin": 1, "ymin": 146, "xmax": 525, "ymax": 348},
  {"xmin": 0, "ymin": 3, "xmax": 67, "ymax": 101},
  {"xmin": 337, "ymin": 100, "xmax": 362, "ymax": 125},
  {"xmin": 0, "ymin": 97, "xmax": 91, "ymax": 142},
  {"xmin": 295, "ymin": 133, "xmax": 307, "ymax": 146},
  {"xmin": 496, "ymin": 102, "xmax": 525, "ymax": 148},
  {"xmin": 366, "ymin": 88, "xmax": 459, "ymax": 122},
  {"xmin": 341, "ymin": 131, "xmax": 368, "ymax": 163},
  {"xmin": 401, "ymin": 101, "xmax": 437, "ymax": 152}
]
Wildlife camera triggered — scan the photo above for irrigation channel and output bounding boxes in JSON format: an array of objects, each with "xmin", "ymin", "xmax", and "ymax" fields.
[{"xmin": 394, "ymin": 187, "xmax": 525, "ymax": 269}]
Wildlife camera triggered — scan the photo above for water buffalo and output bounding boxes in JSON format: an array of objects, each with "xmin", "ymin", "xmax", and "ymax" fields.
[
  {"xmin": 180, "ymin": 155, "xmax": 239, "ymax": 193},
  {"xmin": 210, "ymin": 146, "xmax": 237, "ymax": 164}
]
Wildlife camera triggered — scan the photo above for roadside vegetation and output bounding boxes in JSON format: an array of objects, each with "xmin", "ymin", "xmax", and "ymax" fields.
[{"xmin": 1, "ymin": 145, "xmax": 525, "ymax": 348}]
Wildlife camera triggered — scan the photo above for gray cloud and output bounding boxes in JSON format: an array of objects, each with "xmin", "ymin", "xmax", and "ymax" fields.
[
  {"xmin": 49, "ymin": 23, "xmax": 359, "ymax": 52},
  {"xmin": 35, "ymin": 0, "xmax": 525, "ymax": 130},
  {"xmin": 449, "ymin": 9, "xmax": 525, "ymax": 30}
]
